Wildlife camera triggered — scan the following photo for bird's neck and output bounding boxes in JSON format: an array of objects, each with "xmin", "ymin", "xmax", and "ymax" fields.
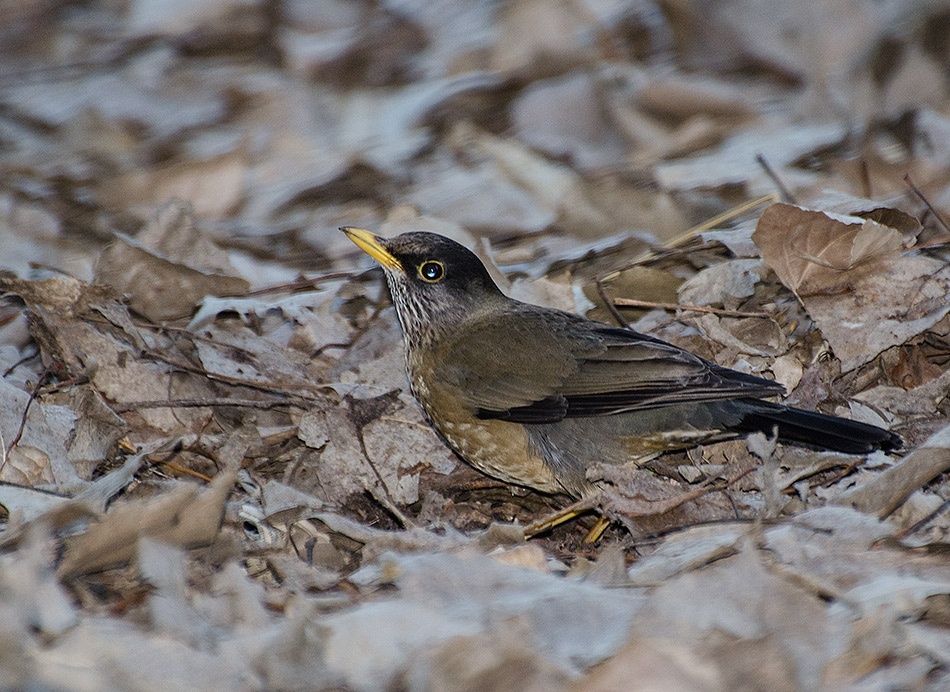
[{"xmin": 390, "ymin": 284, "xmax": 510, "ymax": 352}]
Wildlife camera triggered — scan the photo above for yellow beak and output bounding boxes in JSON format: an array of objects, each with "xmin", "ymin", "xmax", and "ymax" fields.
[{"xmin": 340, "ymin": 227, "xmax": 403, "ymax": 272}]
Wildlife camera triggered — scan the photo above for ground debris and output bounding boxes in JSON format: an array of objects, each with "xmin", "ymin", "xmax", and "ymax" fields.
[{"xmin": 1, "ymin": 0, "xmax": 948, "ymax": 689}]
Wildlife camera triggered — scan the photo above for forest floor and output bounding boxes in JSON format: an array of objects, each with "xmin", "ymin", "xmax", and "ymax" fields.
[{"xmin": 1, "ymin": 1, "xmax": 950, "ymax": 690}]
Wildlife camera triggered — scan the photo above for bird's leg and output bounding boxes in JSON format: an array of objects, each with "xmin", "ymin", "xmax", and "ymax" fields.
[
  {"xmin": 525, "ymin": 462, "xmax": 757, "ymax": 540},
  {"xmin": 523, "ymin": 495, "xmax": 600, "ymax": 537},
  {"xmin": 598, "ymin": 462, "xmax": 758, "ymax": 534},
  {"xmin": 596, "ymin": 483, "xmax": 722, "ymax": 535}
]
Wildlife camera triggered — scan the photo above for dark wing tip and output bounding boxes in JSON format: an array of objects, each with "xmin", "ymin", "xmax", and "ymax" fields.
[
  {"xmin": 737, "ymin": 403, "xmax": 903, "ymax": 454},
  {"xmin": 476, "ymin": 396, "xmax": 569, "ymax": 424}
]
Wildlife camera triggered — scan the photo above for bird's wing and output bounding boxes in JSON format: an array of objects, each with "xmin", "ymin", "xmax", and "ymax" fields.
[
  {"xmin": 430, "ymin": 309, "xmax": 583, "ymax": 422},
  {"xmin": 434, "ymin": 308, "xmax": 784, "ymax": 424}
]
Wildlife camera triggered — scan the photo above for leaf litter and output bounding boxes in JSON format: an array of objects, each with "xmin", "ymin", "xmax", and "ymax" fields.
[{"xmin": 1, "ymin": 0, "xmax": 950, "ymax": 689}]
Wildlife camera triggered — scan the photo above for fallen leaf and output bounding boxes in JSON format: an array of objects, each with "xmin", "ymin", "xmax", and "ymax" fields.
[
  {"xmin": 0, "ymin": 378, "xmax": 77, "ymax": 485},
  {"xmin": 96, "ymin": 201, "xmax": 250, "ymax": 322},
  {"xmin": 754, "ymin": 203, "xmax": 950, "ymax": 370},
  {"xmin": 0, "ymin": 483, "xmax": 70, "ymax": 524},
  {"xmin": 677, "ymin": 259, "xmax": 763, "ymax": 308},
  {"xmin": 58, "ymin": 470, "xmax": 236, "ymax": 578},
  {"xmin": 575, "ymin": 637, "xmax": 723, "ymax": 692},
  {"xmin": 512, "ymin": 71, "xmax": 628, "ymax": 171},
  {"xmin": 834, "ymin": 424, "xmax": 950, "ymax": 518},
  {"xmin": 753, "ymin": 203, "xmax": 903, "ymax": 296}
]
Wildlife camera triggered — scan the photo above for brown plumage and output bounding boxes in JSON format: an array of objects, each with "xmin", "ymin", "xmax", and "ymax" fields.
[{"xmin": 342, "ymin": 227, "xmax": 902, "ymax": 497}]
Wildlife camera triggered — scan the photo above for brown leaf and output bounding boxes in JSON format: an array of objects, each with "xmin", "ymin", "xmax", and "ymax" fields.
[
  {"xmin": 1, "ymin": 275, "xmax": 220, "ymax": 433},
  {"xmin": 58, "ymin": 470, "xmax": 236, "ymax": 578},
  {"xmin": 95, "ymin": 201, "xmax": 250, "ymax": 322},
  {"xmin": 0, "ymin": 445, "xmax": 54, "ymax": 485},
  {"xmin": 575, "ymin": 638, "xmax": 723, "ymax": 692},
  {"xmin": 753, "ymin": 203, "xmax": 903, "ymax": 297},
  {"xmin": 66, "ymin": 386, "xmax": 128, "ymax": 480},
  {"xmin": 887, "ymin": 346, "xmax": 944, "ymax": 390},
  {"xmin": 834, "ymin": 424, "xmax": 950, "ymax": 518},
  {"xmin": 754, "ymin": 203, "xmax": 950, "ymax": 370},
  {"xmin": 100, "ymin": 145, "xmax": 248, "ymax": 218}
]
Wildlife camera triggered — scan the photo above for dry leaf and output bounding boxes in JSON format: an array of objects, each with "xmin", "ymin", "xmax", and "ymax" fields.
[
  {"xmin": 753, "ymin": 203, "xmax": 902, "ymax": 296},
  {"xmin": 0, "ymin": 276, "xmax": 219, "ymax": 431},
  {"xmin": 58, "ymin": 470, "xmax": 236, "ymax": 578},
  {"xmin": 96, "ymin": 202, "xmax": 250, "ymax": 322},
  {"xmin": 101, "ymin": 145, "xmax": 248, "ymax": 218},
  {"xmin": 575, "ymin": 638, "xmax": 722, "ymax": 692},
  {"xmin": 677, "ymin": 259, "xmax": 763, "ymax": 308},
  {"xmin": 490, "ymin": 0, "xmax": 598, "ymax": 78},
  {"xmin": 754, "ymin": 203, "xmax": 950, "ymax": 370},
  {"xmin": 655, "ymin": 121, "xmax": 847, "ymax": 191},
  {"xmin": 66, "ymin": 386, "xmax": 128, "ymax": 480},
  {"xmin": 0, "ymin": 482, "xmax": 70, "ymax": 523},
  {"xmin": 512, "ymin": 71, "xmax": 628, "ymax": 171},
  {"xmin": 834, "ymin": 424, "xmax": 950, "ymax": 518},
  {"xmin": 0, "ymin": 378, "xmax": 77, "ymax": 485},
  {"xmin": 407, "ymin": 152, "xmax": 556, "ymax": 236}
]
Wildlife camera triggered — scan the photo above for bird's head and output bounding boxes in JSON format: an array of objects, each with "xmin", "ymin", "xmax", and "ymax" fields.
[{"xmin": 341, "ymin": 227, "xmax": 505, "ymax": 344}]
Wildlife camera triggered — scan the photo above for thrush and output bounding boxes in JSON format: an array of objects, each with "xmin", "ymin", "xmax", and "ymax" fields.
[{"xmin": 342, "ymin": 227, "xmax": 901, "ymax": 498}]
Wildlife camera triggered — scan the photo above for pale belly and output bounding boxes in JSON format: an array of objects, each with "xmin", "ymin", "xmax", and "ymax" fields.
[{"xmin": 408, "ymin": 370, "xmax": 563, "ymax": 494}]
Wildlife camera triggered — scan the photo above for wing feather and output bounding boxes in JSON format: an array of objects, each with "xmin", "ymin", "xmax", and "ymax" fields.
[{"xmin": 432, "ymin": 308, "xmax": 783, "ymax": 424}]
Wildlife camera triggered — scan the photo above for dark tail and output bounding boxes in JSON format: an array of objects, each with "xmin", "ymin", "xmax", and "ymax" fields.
[{"xmin": 735, "ymin": 401, "xmax": 902, "ymax": 454}]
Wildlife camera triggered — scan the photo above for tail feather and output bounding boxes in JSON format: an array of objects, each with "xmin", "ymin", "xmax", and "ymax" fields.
[{"xmin": 735, "ymin": 401, "xmax": 901, "ymax": 454}]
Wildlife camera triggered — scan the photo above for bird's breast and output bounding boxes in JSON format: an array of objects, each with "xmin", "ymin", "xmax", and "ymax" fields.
[{"xmin": 405, "ymin": 353, "xmax": 561, "ymax": 494}]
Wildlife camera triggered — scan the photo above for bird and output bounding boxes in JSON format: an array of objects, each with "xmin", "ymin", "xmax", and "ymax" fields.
[{"xmin": 341, "ymin": 227, "xmax": 902, "ymax": 498}]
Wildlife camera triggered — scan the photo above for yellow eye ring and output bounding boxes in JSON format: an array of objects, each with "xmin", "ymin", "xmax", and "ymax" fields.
[{"xmin": 418, "ymin": 260, "xmax": 445, "ymax": 283}]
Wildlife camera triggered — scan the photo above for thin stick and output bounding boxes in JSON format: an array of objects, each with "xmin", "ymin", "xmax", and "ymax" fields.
[
  {"xmin": 613, "ymin": 298, "xmax": 770, "ymax": 319},
  {"xmin": 755, "ymin": 154, "xmax": 796, "ymax": 204},
  {"xmin": 904, "ymin": 174, "xmax": 950, "ymax": 235},
  {"xmin": 683, "ymin": 193, "xmax": 779, "ymax": 236},
  {"xmin": 910, "ymin": 235, "xmax": 950, "ymax": 250},
  {"xmin": 141, "ymin": 349, "xmax": 324, "ymax": 400},
  {"xmin": 110, "ymin": 397, "xmax": 295, "ymax": 413},
  {"xmin": 244, "ymin": 272, "xmax": 355, "ymax": 297},
  {"xmin": 2, "ymin": 349, "xmax": 40, "ymax": 378},
  {"xmin": 0, "ymin": 368, "xmax": 49, "ymax": 474},
  {"xmin": 596, "ymin": 279, "xmax": 630, "ymax": 328},
  {"xmin": 153, "ymin": 459, "xmax": 215, "ymax": 483},
  {"xmin": 891, "ymin": 496, "xmax": 950, "ymax": 540},
  {"xmin": 601, "ymin": 194, "xmax": 780, "ymax": 281},
  {"xmin": 356, "ymin": 432, "xmax": 415, "ymax": 530},
  {"xmin": 525, "ymin": 495, "xmax": 598, "ymax": 537}
]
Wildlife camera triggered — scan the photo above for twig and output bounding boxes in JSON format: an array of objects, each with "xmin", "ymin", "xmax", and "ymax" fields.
[
  {"xmin": 891, "ymin": 496, "xmax": 950, "ymax": 540},
  {"xmin": 755, "ymin": 154, "xmax": 796, "ymax": 204},
  {"xmin": 110, "ymin": 397, "xmax": 294, "ymax": 413},
  {"xmin": 244, "ymin": 272, "xmax": 355, "ymax": 297},
  {"xmin": 904, "ymin": 174, "xmax": 950, "ymax": 235},
  {"xmin": 683, "ymin": 193, "xmax": 779, "ymax": 236},
  {"xmin": 0, "ymin": 368, "xmax": 49, "ymax": 474},
  {"xmin": 612, "ymin": 298, "xmax": 771, "ymax": 319},
  {"xmin": 141, "ymin": 348, "xmax": 324, "ymax": 400},
  {"xmin": 598, "ymin": 194, "xmax": 779, "ymax": 281},
  {"xmin": 859, "ymin": 158, "xmax": 872, "ymax": 198},
  {"xmin": 911, "ymin": 235, "xmax": 950, "ymax": 250},
  {"xmin": 152, "ymin": 459, "xmax": 214, "ymax": 483},
  {"xmin": 357, "ymin": 437, "xmax": 415, "ymax": 530},
  {"xmin": 595, "ymin": 279, "xmax": 630, "ymax": 328},
  {"xmin": 37, "ymin": 375, "xmax": 89, "ymax": 395},
  {"xmin": 525, "ymin": 495, "xmax": 598, "ymax": 537},
  {"xmin": 2, "ymin": 348, "xmax": 40, "ymax": 378}
]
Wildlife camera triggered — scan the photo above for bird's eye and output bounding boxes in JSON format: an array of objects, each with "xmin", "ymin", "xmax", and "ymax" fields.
[{"xmin": 418, "ymin": 260, "xmax": 445, "ymax": 283}]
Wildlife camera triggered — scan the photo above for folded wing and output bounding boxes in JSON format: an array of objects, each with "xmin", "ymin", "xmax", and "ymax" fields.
[{"xmin": 433, "ymin": 307, "xmax": 784, "ymax": 424}]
